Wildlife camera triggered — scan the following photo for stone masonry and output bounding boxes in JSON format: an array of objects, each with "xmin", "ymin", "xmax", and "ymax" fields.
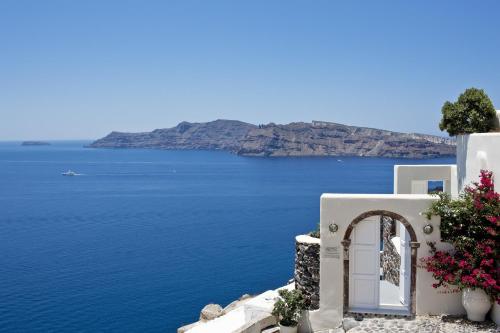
[
  {"xmin": 381, "ymin": 216, "xmax": 400, "ymax": 286},
  {"xmin": 295, "ymin": 235, "xmax": 320, "ymax": 310}
]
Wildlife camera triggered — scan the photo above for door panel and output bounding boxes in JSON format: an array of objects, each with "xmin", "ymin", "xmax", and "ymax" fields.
[
  {"xmin": 352, "ymin": 277, "xmax": 378, "ymax": 307},
  {"xmin": 352, "ymin": 248, "xmax": 377, "ymax": 274},
  {"xmin": 349, "ymin": 216, "xmax": 380, "ymax": 309},
  {"xmin": 399, "ymin": 225, "xmax": 411, "ymax": 305}
]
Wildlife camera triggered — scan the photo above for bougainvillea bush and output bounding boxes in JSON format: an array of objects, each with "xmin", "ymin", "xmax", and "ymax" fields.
[{"xmin": 421, "ymin": 170, "xmax": 499, "ymax": 303}]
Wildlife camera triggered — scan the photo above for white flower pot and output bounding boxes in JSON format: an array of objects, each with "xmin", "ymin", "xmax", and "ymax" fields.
[
  {"xmin": 491, "ymin": 301, "xmax": 500, "ymax": 325},
  {"xmin": 279, "ymin": 323, "xmax": 298, "ymax": 333},
  {"xmin": 462, "ymin": 288, "xmax": 491, "ymax": 322}
]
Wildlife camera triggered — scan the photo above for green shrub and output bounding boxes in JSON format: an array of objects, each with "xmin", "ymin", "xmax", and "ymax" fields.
[
  {"xmin": 439, "ymin": 88, "xmax": 496, "ymax": 136},
  {"xmin": 423, "ymin": 191, "xmax": 474, "ymax": 243},
  {"xmin": 309, "ymin": 223, "xmax": 320, "ymax": 238},
  {"xmin": 272, "ymin": 289, "xmax": 305, "ymax": 327}
]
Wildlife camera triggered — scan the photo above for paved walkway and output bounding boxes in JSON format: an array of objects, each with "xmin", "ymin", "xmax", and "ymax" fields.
[{"xmin": 318, "ymin": 315, "xmax": 498, "ymax": 333}]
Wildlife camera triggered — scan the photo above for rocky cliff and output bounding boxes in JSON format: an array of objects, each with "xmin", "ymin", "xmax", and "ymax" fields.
[
  {"xmin": 90, "ymin": 120, "xmax": 255, "ymax": 151},
  {"xmin": 89, "ymin": 119, "xmax": 456, "ymax": 158}
]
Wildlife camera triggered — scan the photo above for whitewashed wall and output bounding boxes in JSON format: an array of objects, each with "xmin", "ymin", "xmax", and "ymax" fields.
[
  {"xmin": 394, "ymin": 165, "xmax": 457, "ymax": 196},
  {"xmin": 456, "ymin": 133, "xmax": 500, "ymax": 191}
]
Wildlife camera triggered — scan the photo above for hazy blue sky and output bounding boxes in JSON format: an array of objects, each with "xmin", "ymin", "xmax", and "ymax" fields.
[{"xmin": 1, "ymin": 0, "xmax": 499, "ymax": 140}]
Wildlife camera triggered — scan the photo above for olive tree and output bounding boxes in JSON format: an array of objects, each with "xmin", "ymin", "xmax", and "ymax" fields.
[{"xmin": 439, "ymin": 88, "xmax": 496, "ymax": 136}]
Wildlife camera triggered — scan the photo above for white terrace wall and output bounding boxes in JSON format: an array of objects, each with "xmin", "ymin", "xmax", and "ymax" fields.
[
  {"xmin": 394, "ymin": 165, "xmax": 457, "ymax": 197},
  {"xmin": 457, "ymin": 111, "xmax": 500, "ymax": 190},
  {"xmin": 302, "ymin": 194, "xmax": 464, "ymax": 333},
  {"xmin": 456, "ymin": 133, "xmax": 500, "ymax": 191}
]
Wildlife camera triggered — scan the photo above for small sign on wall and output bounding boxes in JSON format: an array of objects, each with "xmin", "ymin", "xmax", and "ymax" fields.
[{"xmin": 323, "ymin": 246, "xmax": 340, "ymax": 259}]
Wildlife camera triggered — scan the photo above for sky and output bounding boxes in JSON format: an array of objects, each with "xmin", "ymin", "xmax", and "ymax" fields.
[{"xmin": 1, "ymin": 0, "xmax": 500, "ymax": 140}]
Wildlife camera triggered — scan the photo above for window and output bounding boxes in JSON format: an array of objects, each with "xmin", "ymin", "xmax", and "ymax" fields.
[{"xmin": 427, "ymin": 180, "xmax": 444, "ymax": 194}]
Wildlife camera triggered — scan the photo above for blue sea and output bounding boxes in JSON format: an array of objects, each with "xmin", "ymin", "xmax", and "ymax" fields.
[{"xmin": 0, "ymin": 141, "xmax": 455, "ymax": 332}]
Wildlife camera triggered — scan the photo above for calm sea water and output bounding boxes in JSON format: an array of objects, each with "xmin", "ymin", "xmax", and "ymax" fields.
[{"xmin": 0, "ymin": 141, "xmax": 455, "ymax": 332}]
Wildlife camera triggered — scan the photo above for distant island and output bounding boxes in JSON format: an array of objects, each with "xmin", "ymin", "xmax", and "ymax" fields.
[
  {"xmin": 88, "ymin": 119, "xmax": 456, "ymax": 158},
  {"xmin": 21, "ymin": 141, "xmax": 51, "ymax": 146}
]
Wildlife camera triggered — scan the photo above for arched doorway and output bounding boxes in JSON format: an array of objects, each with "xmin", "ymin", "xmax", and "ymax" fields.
[{"xmin": 341, "ymin": 210, "xmax": 419, "ymax": 315}]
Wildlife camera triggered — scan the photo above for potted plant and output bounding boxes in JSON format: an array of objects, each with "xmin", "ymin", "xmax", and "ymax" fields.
[
  {"xmin": 422, "ymin": 170, "xmax": 499, "ymax": 322},
  {"xmin": 422, "ymin": 241, "xmax": 496, "ymax": 321},
  {"xmin": 272, "ymin": 289, "xmax": 305, "ymax": 333}
]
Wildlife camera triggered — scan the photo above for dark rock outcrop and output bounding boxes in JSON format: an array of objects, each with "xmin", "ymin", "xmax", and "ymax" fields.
[{"xmin": 89, "ymin": 119, "xmax": 456, "ymax": 158}]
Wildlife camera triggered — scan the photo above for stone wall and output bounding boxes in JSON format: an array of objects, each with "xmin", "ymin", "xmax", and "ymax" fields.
[
  {"xmin": 295, "ymin": 235, "xmax": 320, "ymax": 310},
  {"xmin": 381, "ymin": 217, "xmax": 400, "ymax": 285}
]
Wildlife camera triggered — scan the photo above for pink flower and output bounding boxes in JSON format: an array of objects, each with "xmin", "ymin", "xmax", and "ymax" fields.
[
  {"xmin": 481, "ymin": 259, "xmax": 494, "ymax": 267},
  {"xmin": 462, "ymin": 275, "xmax": 476, "ymax": 285},
  {"xmin": 474, "ymin": 200, "xmax": 484, "ymax": 210},
  {"xmin": 484, "ymin": 191, "xmax": 496, "ymax": 200},
  {"xmin": 486, "ymin": 216, "xmax": 498, "ymax": 225},
  {"xmin": 486, "ymin": 278, "xmax": 497, "ymax": 287},
  {"xmin": 480, "ymin": 171, "xmax": 493, "ymax": 188},
  {"xmin": 485, "ymin": 227, "xmax": 497, "ymax": 236}
]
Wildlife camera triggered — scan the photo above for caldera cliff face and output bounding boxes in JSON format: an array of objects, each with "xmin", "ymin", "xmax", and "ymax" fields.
[{"xmin": 89, "ymin": 119, "xmax": 455, "ymax": 159}]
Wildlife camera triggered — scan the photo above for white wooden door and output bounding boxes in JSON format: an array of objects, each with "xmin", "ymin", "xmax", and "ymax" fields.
[
  {"xmin": 399, "ymin": 226, "xmax": 411, "ymax": 306},
  {"xmin": 349, "ymin": 216, "xmax": 380, "ymax": 309}
]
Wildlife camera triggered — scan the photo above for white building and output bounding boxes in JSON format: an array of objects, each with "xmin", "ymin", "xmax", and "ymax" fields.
[{"xmin": 303, "ymin": 112, "xmax": 500, "ymax": 332}]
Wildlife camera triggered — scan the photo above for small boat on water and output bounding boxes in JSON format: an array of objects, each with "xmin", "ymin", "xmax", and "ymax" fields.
[{"xmin": 62, "ymin": 170, "xmax": 78, "ymax": 176}]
